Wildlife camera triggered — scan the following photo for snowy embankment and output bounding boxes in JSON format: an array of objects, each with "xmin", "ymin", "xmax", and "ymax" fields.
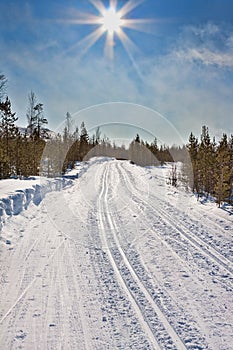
[
  {"xmin": 0, "ymin": 157, "xmax": 113, "ymax": 234},
  {"xmin": 0, "ymin": 177, "xmax": 73, "ymax": 232},
  {"xmin": 0, "ymin": 159, "xmax": 230, "ymax": 233}
]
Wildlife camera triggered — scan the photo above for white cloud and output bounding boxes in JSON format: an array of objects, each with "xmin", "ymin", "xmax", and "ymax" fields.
[
  {"xmin": 226, "ymin": 35, "xmax": 233, "ymax": 49},
  {"xmin": 176, "ymin": 48, "xmax": 233, "ymax": 67},
  {"xmin": 174, "ymin": 22, "xmax": 233, "ymax": 68},
  {"xmin": 190, "ymin": 22, "xmax": 219, "ymax": 37}
]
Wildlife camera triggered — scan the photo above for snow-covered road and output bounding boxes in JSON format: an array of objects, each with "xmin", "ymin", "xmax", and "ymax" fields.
[{"xmin": 0, "ymin": 159, "xmax": 232, "ymax": 349}]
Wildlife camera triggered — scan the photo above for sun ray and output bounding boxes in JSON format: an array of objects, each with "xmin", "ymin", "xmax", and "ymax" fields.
[
  {"xmin": 62, "ymin": 0, "xmax": 152, "ymax": 73},
  {"xmin": 57, "ymin": 14, "xmax": 102, "ymax": 25},
  {"xmin": 110, "ymin": 0, "xmax": 118, "ymax": 9},
  {"xmin": 89, "ymin": 0, "xmax": 106, "ymax": 15},
  {"xmin": 117, "ymin": 27, "xmax": 139, "ymax": 55},
  {"xmin": 117, "ymin": 27, "xmax": 143, "ymax": 78},
  {"xmin": 121, "ymin": 18, "xmax": 156, "ymax": 34},
  {"xmin": 104, "ymin": 31, "xmax": 114, "ymax": 60},
  {"xmin": 58, "ymin": 11, "xmax": 101, "ymax": 23},
  {"xmin": 118, "ymin": 0, "xmax": 145, "ymax": 18},
  {"xmin": 65, "ymin": 26, "xmax": 105, "ymax": 57}
]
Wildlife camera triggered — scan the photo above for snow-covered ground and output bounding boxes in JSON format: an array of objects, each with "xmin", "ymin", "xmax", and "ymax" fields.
[
  {"xmin": 0, "ymin": 158, "xmax": 232, "ymax": 349},
  {"xmin": 0, "ymin": 169, "xmax": 81, "ymax": 232}
]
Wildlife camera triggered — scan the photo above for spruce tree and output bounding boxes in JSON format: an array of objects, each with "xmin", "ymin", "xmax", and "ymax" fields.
[
  {"xmin": 0, "ymin": 97, "xmax": 19, "ymax": 178},
  {"xmin": 187, "ymin": 132, "xmax": 199, "ymax": 193},
  {"xmin": 79, "ymin": 121, "xmax": 89, "ymax": 160},
  {"xmin": 228, "ymin": 135, "xmax": 233, "ymax": 204},
  {"xmin": 33, "ymin": 103, "xmax": 48, "ymax": 140},
  {"xmin": 214, "ymin": 134, "xmax": 231, "ymax": 207},
  {"xmin": 198, "ymin": 126, "xmax": 215, "ymax": 196}
]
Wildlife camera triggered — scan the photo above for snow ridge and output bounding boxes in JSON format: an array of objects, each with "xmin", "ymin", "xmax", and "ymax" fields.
[
  {"xmin": 0, "ymin": 177, "xmax": 73, "ymax": 231},
  {"xmin": 0, "ymin": 157, "xmax": 113, "ymax": 232}
]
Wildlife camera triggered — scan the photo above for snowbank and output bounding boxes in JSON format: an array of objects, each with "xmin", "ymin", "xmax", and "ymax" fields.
[
  {"xmin": 0, "ymin": 176, "xmax": 74, "ymax": 230},
  {"xmin": 0, "ymin": 157, "xmax": 113, "ymax": 231}
]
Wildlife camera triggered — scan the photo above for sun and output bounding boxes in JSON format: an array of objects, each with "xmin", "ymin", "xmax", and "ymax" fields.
[
  {"xmin": 62, "ymin": 0, "xmax": 154, "ymax": 63},
  {"xmin": 101, "ymin": 7, "xmax": 123, "ymax": 34}
]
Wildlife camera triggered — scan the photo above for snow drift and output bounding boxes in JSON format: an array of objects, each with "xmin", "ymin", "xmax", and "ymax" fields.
[{"xmin": 0, "ymin": 177, "xmax": 74, "ymax": 230}]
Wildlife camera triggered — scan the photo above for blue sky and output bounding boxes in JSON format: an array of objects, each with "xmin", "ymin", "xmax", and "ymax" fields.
[{"xmin": 0, "ymin": 0, "xmax": 233, "ymax": 144}]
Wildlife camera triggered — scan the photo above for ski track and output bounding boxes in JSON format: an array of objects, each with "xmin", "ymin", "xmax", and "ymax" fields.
[
  {"xmin": 108, "ymin": 163, "xmax": 210, "ymax": 349},
  {"xmin": 110, "ymin": 166, "xmax": 193, "ymax": 350},
  {"xmin": 119, "ymin": 162, "xmax": 233, "ymax": 276},
  {"xmin": 118, "ymin": 163, "xmax": 233, "ymax": 298},
  {"xmin": 97, "ymin": 164, "xmax": 160, "ymax": 349},
  {"xmin": 0, "ymin": 158, "xmax": 232, "ymax": 349},
  {"xmin": 116, "ymin": 161, "xmax": 233, "ymax": 349}
]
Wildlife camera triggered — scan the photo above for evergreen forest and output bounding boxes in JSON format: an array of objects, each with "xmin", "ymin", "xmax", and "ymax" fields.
[{"xmin": 0, "ymin": 73, "xmax": 232, "ymax": 207}]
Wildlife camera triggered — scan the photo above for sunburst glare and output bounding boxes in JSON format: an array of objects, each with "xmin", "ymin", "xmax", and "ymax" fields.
[
  {"xmin": 63, "ymin": 0, "xmax": 153, "ymax": 62},
  {"xmin": 101, "ymin": 7, "xmax": 123, "ymax": 34}
]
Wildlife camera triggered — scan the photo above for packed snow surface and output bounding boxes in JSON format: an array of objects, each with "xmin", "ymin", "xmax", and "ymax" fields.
[{"xmin": 0, "ymin": 158, "xmax": 232, "ymax": 349}]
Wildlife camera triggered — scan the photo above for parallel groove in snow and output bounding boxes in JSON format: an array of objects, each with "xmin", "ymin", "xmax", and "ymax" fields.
[
  {"xmin": 113, "ymin": 162, "xmax": 210, "ymax": 348},
  {"xmin": 98, "ymin": 163, "xmax": 190, "ymax": 350},
  {"xmin": 97, "ymin": 164, "xmax": 161, "ymax": 350},
  {"xmin": 120, "ymin": 163, "xmax": 233, "ymax": 277},
  {"xmin": 0, "ymin": 238, "xmax": 66, "ymax": 325},
  {"xmin": 115, "ymin": 162, "xmax": 232, "ymax": 348}
]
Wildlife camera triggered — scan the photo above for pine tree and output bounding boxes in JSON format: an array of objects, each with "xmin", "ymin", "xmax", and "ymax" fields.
[
  {"xmin": 33, "ymin": 103, "xmax": 48, "ymax": 139},
  {"xmin": 26, "ymin": 92, "xmax": 48, "ymax": 140},
  {"xmin": 214, "ymin": 134, "xmax": 231, "ymax": 207},
  {"xmin": 228, "ymin": 135, "xmax": 233, "ymax": 204},
  {"xmin": 0, "ymin": 97, "xmax": 18, "ymax": 153},
  {"xmin": 0, "ymin": 97, "xmax": 19, "ymax": 178},
  {"xmin": 187, "ymin": 132, "xmax": 199, "ymax": 193},
  {"xmin": 79, "ymin": 121, "xmax": 89, "ymax": 160},
  {"xmin": 198, "ymin": 126, "xmax": 215, "ymax": 196}
]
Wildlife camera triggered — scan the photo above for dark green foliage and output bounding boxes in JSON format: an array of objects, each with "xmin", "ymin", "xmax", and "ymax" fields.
[
  {"xmin": 0, "ymin": 93, "xmax": 47, "ymax": 179},
  {"xmin": 0, "ymin": 97, "xmax": 20, "ymax": 178},
  {"xmin": 214, "ymin": 134, "xmax": 231, "ymax": 206},
  {"xmin": 186, "ymin": 127, "xmax": 233, "ymax": 205}
]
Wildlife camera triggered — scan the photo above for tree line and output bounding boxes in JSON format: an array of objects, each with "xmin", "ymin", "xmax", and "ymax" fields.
[
  {"xmin": 185, "ymin": 126, "xmax": 233, "ymax": 206},
  {"xmin": 0, "ymin": 80, "xmax": 49, "ymax": 178},
  {"xmin": 42, "ymin": 125, "xmax": 187, "ymax": 176},
  {"xmin": 0, "ymin": 73, "xmax": 232, "ymax": 206},
  {"xmin": 0, "ymin": 73, "xmax": 185, "ymax": 178}
]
